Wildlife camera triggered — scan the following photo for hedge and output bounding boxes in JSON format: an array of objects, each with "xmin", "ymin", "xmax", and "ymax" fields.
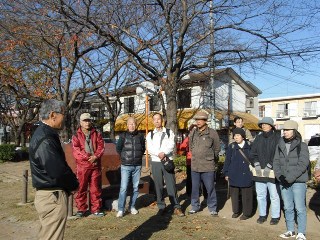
[{"xmin": 0, "ymin": 144, "xmax": 16, "ymax": 162}]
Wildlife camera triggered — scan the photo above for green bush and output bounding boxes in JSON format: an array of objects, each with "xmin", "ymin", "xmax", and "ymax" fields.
[
  {"xmin": 173, "ymin": 155, "xmax": 187, "ymax": 171},
  {"xmin": 0, "ymin": 144, "xmax": 16, "ymax": 162}
]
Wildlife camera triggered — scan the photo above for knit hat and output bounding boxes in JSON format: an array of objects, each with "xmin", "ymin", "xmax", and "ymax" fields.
[
  {"xmin": 258, "ymin": 117, "xmax": 275, "ymax": 129},
  {"xmin": 283, "ymin": 120, "xmax": 298, "ymax": 130},
  {"xmin": 80, "ymin": 113, "xmax": 92, "ymax": 121},
  {"xmin": 233, "ymin": 128, "xmax": 246, "ymax": 139},
  {"xmin": 194, "ymin": 111, "xmax": 208, "ymax": 120}
]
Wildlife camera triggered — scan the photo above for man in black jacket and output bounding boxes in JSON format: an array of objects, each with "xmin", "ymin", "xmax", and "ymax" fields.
[
  {"xmin": 29, "ymin": 99, "xmax": 79, "ymax": 240},
  {"xmin": 116, "ymin": 117, "xmax": 145, "ymax": 217}
]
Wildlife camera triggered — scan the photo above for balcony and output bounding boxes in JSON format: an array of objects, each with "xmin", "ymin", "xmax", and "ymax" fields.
[
  {"xmin": 276, "ymin": 109, "xmax": 289, "ymax": 119},
  {"xmin": 303, "ymin": 108, "xmax": 317, "ymax": 118}
]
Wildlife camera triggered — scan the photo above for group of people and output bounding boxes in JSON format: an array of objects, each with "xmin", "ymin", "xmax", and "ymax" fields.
[
  {"xmin": 223, "ymin": 116, "xmax": 310, "ymax": 240},
  {"xmin": 28, "ymin": 99, "xmax": 312, "ymax": 240}
]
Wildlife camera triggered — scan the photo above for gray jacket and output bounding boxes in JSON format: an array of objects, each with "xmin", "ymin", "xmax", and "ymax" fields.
[
  {"xmin": 190, "ymin": 126, "xmax": 220, "ymax": 172},
  {"xmin": 273, "ymin": 137, "xmax": 310, "ymax": 184}
]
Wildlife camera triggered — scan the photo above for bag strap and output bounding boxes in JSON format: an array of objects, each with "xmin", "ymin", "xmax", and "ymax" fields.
[{"xmin": 238, "ymin": 148, "xmax": 251, "ymax": 166}]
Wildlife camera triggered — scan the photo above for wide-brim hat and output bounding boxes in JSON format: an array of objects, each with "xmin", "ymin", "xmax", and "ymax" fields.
[
  {"xmin": 283, "ymin": 120, "xmax": 298, "ymax": 130},
  {"xmin": 258, "ymin": 117, "xmax": 275, "ymax": 129}
]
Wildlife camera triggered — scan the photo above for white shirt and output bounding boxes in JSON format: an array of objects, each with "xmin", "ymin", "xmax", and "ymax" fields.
[{"xmin": 146, "ymin": 127, "xmax": 175, "ymax": 162}]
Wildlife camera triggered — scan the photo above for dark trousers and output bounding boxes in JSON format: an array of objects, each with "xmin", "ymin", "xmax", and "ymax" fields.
[
  {"xmin": 186, "ymin": 165, "xmax": 192, "ymax": 196},
  {"xmin": 191, "ymin": 171, "xmax": 217, "ymax": 212},
  {"xmin": 230, "ymin": 185, "xmax": 253, "ymax": 217},
  {"xmin": 151, "ymin": 161, "xmax": 181, "ymax": 210}
]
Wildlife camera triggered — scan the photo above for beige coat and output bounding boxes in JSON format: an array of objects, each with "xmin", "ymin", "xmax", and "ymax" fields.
[{"xmin": 190, "ymin": 126, "xmax": 221, "ymax": 172}]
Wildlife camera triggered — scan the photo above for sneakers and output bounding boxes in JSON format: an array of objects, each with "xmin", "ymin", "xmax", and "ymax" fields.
[
  {"xmin": 257, "ymin": 216, "xmax": 267, "ymax": 224},
  {"xmin": 75, "ymin": 211, "xmax": 84, "ymax": 218},
  {"xmin": 116, "ymin": 211, "xmax": 124, "ymax": 218},
  {"xmin": 130, "ymin": 208, "xmax": 139, "ymax": 215},
  {"xmin": 279, "ymin": 231, "xmax": 296, "ymax": 238},
  {"xmin": 92, "ymin": 211, "xmax": 105, "ymax": 217},
  {"xmin": 295, "ymin": 233, "xmax": 306, "ymax": 240},
  {"xmin": 210, "ymin": 211, "xmax": 218, "ymax": 217},
  {"xmin": 270, "ymin": 217, "xmax": 280, "ymax": 225},
  {"xmin": 188, "ymin": 209, "xmax": 199, "ymax": 215},
  {"xmin": 240, "ymin": 215, "xmax": 250, "ymax": 220},
  {"xmin": 232, "ymin": 213, "xmax": 240, "ymax": 218},
  {"xmin": 173, "ymin": 208, "xmax": 185, "ymax": 217}
]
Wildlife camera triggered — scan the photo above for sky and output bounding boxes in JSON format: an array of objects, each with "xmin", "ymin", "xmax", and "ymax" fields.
[{"xmin": 234, "ymin": 31, "xmax": 320, "ymax": 99}]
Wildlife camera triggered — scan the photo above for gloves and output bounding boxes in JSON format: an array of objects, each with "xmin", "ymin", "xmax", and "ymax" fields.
[
  {"xmin": 263, "ymin": 163, "xmax": 272, "ymax": 177},
  {"xmin": 279, "ymin": 175, "xmax": 290, "ymax": 188},
  {"xmin": 254, "ymin": 162, "xmax": 262, "ymax": 177}
]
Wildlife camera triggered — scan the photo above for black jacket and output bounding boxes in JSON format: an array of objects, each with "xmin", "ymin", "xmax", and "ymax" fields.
[
  {"xmin": 29, "ymin": 122, "xmax": 79, "ymax": 193},
  {"xmin": 116, "ymin": 131, "xmax": 145, "ymax": 166},
  {"xmin": 250, "ymin": 130, "xmax": 281, "ymax": 183}
]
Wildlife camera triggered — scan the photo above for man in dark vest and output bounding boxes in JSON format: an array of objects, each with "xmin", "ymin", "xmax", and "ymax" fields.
[{"xmin": 116, "ymin": 117, "xmax": 145, "ymax": 217}]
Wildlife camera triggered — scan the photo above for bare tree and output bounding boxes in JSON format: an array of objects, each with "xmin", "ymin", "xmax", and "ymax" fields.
[{"xmin": 58, "ymin": 0, "xmax": 320, "ymax": 133}]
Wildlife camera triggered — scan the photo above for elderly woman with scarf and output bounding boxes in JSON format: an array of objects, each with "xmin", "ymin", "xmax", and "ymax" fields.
[{"xmin": 273, "ymin": 120, "xmax": 310, "ymax": 240}]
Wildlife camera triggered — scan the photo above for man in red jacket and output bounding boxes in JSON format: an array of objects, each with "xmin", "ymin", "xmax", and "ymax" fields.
[{"xmin": 72, "ymin": 113, "xmax": 105, "ymax": 217}]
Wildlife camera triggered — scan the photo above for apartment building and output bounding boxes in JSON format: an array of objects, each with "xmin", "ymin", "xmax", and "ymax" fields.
[{"xmin": 259, "ymin": 93, "xmax": 320, "ymax": 141}]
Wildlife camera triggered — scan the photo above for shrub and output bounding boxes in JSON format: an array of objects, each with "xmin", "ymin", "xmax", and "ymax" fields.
[
  {"xmin": 173, "ymin": 155, "xmax": 187, "ymax": 171},
  {"xmin": 0, "ymin": 144, "xmax": 16, "ymax": 162}
]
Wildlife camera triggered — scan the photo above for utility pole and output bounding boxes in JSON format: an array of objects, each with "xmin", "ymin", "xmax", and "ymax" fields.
[{"xmin": 210, "ymin": 0, "xmax": 216, "ymax": 129}]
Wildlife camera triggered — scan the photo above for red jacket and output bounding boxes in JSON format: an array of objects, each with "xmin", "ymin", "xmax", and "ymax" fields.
[
  {"xmin": 179, "ymin": 137, "xmax": 192, "ymax": 166},
  {"xmin": 72, "ymin": 128, "xmax": 105, "ymax": 169}
]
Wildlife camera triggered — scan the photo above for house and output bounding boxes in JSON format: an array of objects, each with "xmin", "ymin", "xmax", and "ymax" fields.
[
  {"xmin": 259, "ymin": 93, "xmax": 320, "ymax": 141},
  {"xmin": 113, "ymin": 68, "xmax": 262, "ymax": 142}
]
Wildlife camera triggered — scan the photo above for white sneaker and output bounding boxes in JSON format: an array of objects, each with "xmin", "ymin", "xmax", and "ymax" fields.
[
  {"xmin": 296, "ymin": 233, "xmax": 306, "ymax": 240},
  {"xmin": 130, "ymin": 208, "xmax": 139, "ymax": 215},
  {"xmin": 279, "ymin": 231, "xmax": 295, "ymax": 238},
  {"xmin": 116, "ymin": 211, "xmax": 123, "ymax": 218}
]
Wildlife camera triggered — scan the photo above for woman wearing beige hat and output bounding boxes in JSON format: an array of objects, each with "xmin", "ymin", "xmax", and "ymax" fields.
[{"xmin": 273, "ymin": 120, "xmax": 310, "ymax": 240}]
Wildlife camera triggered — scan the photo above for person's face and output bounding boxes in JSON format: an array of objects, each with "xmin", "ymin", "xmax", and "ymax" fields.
[
  {"xmin": 153, "ymin": 114, "xmax": 163, "ymax": 128},
  {"xmin": 80, "ymin": 119, "xmax": 92, "ymax": 130},
  {"xmin": 52, "ymin": 110, "xmax": 65, "ymax": 130},
  {"xmin": 234, "ymin": 134, "xmax": 244, "ymax": 144},
  {"xmin": 234, "ymin": 119, "xmax": 243, "ymax": 128},
  {"xmin": 127, "ymin": 119, "xmax": 136, "ymax": 132},
  {"xmin": 261, "ymin": 123, "xmax": 272, "ymax": 132},
  {"xmin": 196, "ymin": 119, "xmax": 207, "ymax": 129},
  {"xmin": 283, "ymin": 129, "xmax": 294, "ymax": 139}
]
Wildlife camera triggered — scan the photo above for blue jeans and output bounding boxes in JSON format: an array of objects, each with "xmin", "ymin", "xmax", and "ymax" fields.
[
  {"xmin": 118, "ymin": 165, "xmax": 141, "ymax": 212},
  {"xmin": 280, "ymin": 183, "xmax": 307, "ymax": 234},
  {"xmin": 255, "ymin": 181, "xmax": 280, "ymax": 218},
  {"xmin": 191, "ymin": 171, "xmax": 217, "ymax": 212}
]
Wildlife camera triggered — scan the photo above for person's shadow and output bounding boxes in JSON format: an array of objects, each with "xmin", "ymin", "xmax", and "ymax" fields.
[
  {"xmin": 120, "ymin": 209, "xmax": 172, "ymax": 240},
  {"xmin": 308, "ymin": 187, "xmax": 320, "ymax": 221}
]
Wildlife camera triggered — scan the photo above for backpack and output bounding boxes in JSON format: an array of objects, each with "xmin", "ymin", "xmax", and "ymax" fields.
[{"xmin": 151, "ymin": 128, "xmax": 170, "ymax": 140}]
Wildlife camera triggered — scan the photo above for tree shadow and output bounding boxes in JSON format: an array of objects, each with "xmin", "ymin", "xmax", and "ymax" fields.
[
  {"xmin": 308, "ymin": 187, "xmax": 320, "ymax": 222},
  {"xmin": 120, "ymin": 210, "xmax": 172, "ymax": 240}
]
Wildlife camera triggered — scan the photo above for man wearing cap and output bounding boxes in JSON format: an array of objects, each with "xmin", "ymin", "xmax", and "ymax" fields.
[
  {"xmin": 188, "ymin": 111, "xmax": 221, "ymax": 216},
  {"xmin": 250, "ymin": 117, "xmax": 281, "ymax": 225},
  {"xmin": 72, "ymin": 113, "xmax": 105, "ymax": 217}
]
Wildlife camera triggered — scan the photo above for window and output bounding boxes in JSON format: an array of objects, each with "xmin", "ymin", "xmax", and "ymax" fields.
[
  {"xmin": 150, "ymin": 95, "xmax": 161, "ymax": 111},
  {"xmin": 246, "ymin": 96, "xmax": 254, "ymax": 108},
  {"xmin": 304, "ymin": 101, "xmax": 317, "ymax": 116},
  {"xmin": 177, "ymin": 89, "xmax": 191, "ymax": 109},
  {"xmin": 259, "ymin": 105, "xmax": 265, "ymax": 118},
  {"xmin": 277, "ymin": 103, "xmax": 289, "ymax": 118},
  {"xmin": 124, "ymin": 97, "xmax": 134, "ymax": 113}
]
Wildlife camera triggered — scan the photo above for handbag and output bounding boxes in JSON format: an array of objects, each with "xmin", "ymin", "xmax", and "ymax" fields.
[
  {"xmin": 161, "ymin": 156, "xmax": 175, "ymax": 173},
  {"xmin": 238, "ymin": 148, "xmax": 275, "ymax": 178}
]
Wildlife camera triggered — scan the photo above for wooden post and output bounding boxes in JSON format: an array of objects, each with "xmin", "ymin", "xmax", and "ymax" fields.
[
  {"xmin": 68, "ymin": 194, "xmax": 73, "ymax": 217},
  {"xmin": 145, "ymin": 94, "xmax": 149, "ymax": 169},
  {"xmin": 22, "ymin": 170, "xmax": 28, "ymax": 204}
]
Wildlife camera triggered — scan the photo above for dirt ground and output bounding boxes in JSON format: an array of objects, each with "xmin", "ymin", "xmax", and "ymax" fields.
[{"xmin": 0, "ymin": 161, "xmax": 319, "ymax": 240}]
